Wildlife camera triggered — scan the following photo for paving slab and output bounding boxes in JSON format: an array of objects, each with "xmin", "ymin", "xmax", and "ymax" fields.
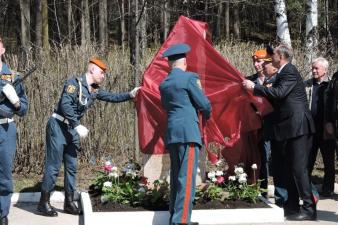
[{"xmin": 8, "ymin": 202, "xmax": 82, "ymax": 225}]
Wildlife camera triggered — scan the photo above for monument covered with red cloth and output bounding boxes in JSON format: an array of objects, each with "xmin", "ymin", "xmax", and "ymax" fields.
[{"xmin": 135, "ymin": 16, "xmax": 272, "ymax": 174}]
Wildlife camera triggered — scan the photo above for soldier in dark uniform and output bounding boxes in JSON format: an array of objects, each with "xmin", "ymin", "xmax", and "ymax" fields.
[
  {"xmin": 0, "ymin": 37, "xmax": 29, "ymax": 225},
  {"xmin": 160, "ymin": 43, "xmax": 211, "ymax": 225},
  {"xmin": 37, "ymin": 58, "xmax": 140, "ymax": 217}
]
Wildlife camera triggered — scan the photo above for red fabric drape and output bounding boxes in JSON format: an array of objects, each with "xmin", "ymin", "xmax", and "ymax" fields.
[{"xmin": 136, "ymin": 16, "xmax": 272, "ymax": 169}]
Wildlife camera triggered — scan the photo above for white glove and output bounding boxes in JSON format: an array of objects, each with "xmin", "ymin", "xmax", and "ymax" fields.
[
  {"xmin": 129, "ymin": 87, "xmax": 141, "ymax": 98},
  {"xmin": 75, "ymin": 125, "xmax": 89, "ymax": 138},
  {"xmin": 2, "ymin": 83, "xmax": 20, "ymax": 108}
]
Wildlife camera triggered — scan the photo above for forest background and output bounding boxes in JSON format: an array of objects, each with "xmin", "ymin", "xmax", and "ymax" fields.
[{"xmin": 0, "ymin": 0, "xmax": 337, "ymax": 179}]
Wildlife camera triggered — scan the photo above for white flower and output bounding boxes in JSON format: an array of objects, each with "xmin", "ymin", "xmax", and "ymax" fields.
[
  {"xmin": 112, "ymin": 166, "xmax": 118, "ymax": 172},
  {"xmin": 238, "ymin": 175, "xmax": 247, "ymax": 184},
  {"xmin": 100, "ymin": 195, "xmax": 109, "ymax": 203},
  {"xmin": 215, "ymin": 170, "xmax": 224, "ymax": 176},
  {"xmin": 103, "ymin": 181, "xmax": 112, "ymax": 188},
  {"xmin": 251, "ymin": 164, "xmax": 257, "ymax": 170},
  {"xmin": 211, "ymin": 177, "xmax": 217, "ymax": 182},
  {"xmin": 207, "ymin": 171, "xmax": 216, "ymax": 179},
  {"xmin": 138, "ymin": 187, "xmax": 146, "ymax": 193},
  {"xmin": 228, "ymin": 176, "xmax": 236, "ymax": 181},
  {"xmin": 234, "ymin": 166, "xmax": 244, "ymax": 175},
  {"xmin": 108, "ymin": 172, "xmax": 119, "ymax": 178},
  {"xmin": 105, "ymin": 161, "xmax": 112, "ymax": 167}
]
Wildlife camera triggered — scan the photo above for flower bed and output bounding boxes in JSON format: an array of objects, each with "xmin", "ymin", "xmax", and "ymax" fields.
[
  {"xmin": 81, "ymin": 161, "xmax": 284, "ymax": 225},
  {"xmin": 81, "ymin": 193, "xmax": 283, "ymax": 225}
]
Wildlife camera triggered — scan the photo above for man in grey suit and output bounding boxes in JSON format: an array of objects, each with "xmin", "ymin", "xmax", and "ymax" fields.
[{"xmin": 242, "ymin": 44, "xmax": 317, "ymax": 221}]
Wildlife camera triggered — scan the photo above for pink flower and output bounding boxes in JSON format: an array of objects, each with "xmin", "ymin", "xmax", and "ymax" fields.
[
  {"xmin": 140, "ymin": 176, "xmax": 148, "ymax": 185},
  {"xmin": 104, "ymin": 161, "xmax": 113, "ymax": 172},
  {"xmin": 216, "ymin": 176, "xmax": 225, "ymax": 184}
]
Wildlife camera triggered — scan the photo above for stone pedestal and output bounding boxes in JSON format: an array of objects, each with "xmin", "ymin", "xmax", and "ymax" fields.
[{"xmin": 142, "ymin": 148, "xmax": 206, "ymax": 186}]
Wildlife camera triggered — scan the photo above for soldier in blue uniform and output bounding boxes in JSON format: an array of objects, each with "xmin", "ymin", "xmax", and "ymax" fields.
[
  {"xmin": 159, "ymin": 43, "xmax": 211, "ymax": 225},
  {"xmin": 0, "ymin": 37, "xmax": 29, "ymax": 225},
  {"xmin": 37, "ymin": 58, "xmax": 140, "ymax": 217}
]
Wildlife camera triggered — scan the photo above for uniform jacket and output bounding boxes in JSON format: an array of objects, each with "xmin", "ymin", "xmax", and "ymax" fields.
[
  {"xmin": 0, "ymin": 63, "xmax": 28, "ymax": 118},
  {"xmin": 54, "ymin": 74, "xmax": 131, "ymax": 128},
  {"xmin": 254, "ymin": 63, "xmax": 315, "ymax": 141},
  {"xmin": 159, "ymin": 68, "xmax": 211, "ymax": 146}
]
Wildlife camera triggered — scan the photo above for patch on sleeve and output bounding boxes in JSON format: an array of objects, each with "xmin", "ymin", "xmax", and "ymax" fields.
[
  {"xmin": 196, "ymin": 79, "xmax": 202, "ymax": 89},
  {"xmin": 66, "ymin": 84, "xmax": 76, "ymax": 93}
]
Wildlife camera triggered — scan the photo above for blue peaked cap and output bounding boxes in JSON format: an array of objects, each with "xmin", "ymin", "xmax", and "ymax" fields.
[{"xmin": 162, "ymin": 43, "xmax": 191, "ymax": 60}]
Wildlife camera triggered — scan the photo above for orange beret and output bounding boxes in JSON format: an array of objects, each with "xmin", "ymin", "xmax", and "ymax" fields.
[
  {"xmin": 252, "ymin": 49, "xmax": 272, "ymax": 62},
  {"xmin": 89, "ymin": 57, "xmax": 107, "ymax": 71}
]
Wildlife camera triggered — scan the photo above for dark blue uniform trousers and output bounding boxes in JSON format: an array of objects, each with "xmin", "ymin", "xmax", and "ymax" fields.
[
  {"xmin": 41, "ymin": 118, "xmax": 78, "ymax": 193},
  {"xmin": 0, "ymin": 122, "xmax": 16, "ymax": 218},
  {"xmin": 168, "ymin": 143, "xmax": 199, "ymax": 225}
]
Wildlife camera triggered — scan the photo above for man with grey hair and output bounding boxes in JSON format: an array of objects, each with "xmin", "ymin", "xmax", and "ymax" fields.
[
  {"xmin": 305, "ymin": 57, "xmax": 335, "ymax": 198},
  {"xmin": 242, "ymin": 44, "xmax": 317, "ymax": 221}
]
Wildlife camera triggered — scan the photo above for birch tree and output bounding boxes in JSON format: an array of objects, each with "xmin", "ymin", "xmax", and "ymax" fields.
[
  {"xmin": 274, "ymin": 0, "xmax": 292, "ymax": 46},
  {"xmin": 305, "ymin": 0, "xmax": 318, "ymax": 74}
]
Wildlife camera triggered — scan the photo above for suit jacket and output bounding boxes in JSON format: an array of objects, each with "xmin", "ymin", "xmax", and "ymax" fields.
[
  {"xmin": 253, "ymin": 63, "xmax": 315, "ymax": 141},
  {"xmin": 159, "ymin": 68, "xmax": 211, "ymax": 146}
]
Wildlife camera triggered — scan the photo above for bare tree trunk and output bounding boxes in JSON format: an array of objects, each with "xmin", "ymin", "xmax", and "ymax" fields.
[
  {"xmin": 42, "ymin": 0, "xmax": 49, "ymax": 50},
  {"xmin": 140, "ymin": 0, "xmax": 147, "ymax": 58},
  {"xmin": 224, "ymin": 1, "xmax": 229, "ymax": 40},
  {"xmin": 233, "ymin": 3, "xmax": 240, "ymax": 39},
  {"xmin": 118, "ymin": 0, "xmax": 127, "ymax": 50},
  {"xmin": 162, "ymin": 0, "xmax": 170, "ymax": 42},
  {"xmin": 81, "ymin": 0, "xmax": 90, "ymax": 46},
  {"xmin": 19, "ymin": 0, "xmax": 31, "ymax": 48},
  {"xmin": 99, "ymin": 0, "xmax": 108, "ymax": 51},
  {"xmin": 325, "ymin": 0, "xmax": 335, "ymax": 55},
  {"xmin": 129, "ymin": 0, "xmax": 140, "ymax": 161},
  {"xmin": 67, "ymin": 0, "xmax": 73, "ymax": 44},
  {"xmin": 215, "ymin": 0, "xmax": 223, "ymax": 41},
  {"xmin": 35, "ymin": 0, "xmax": 42, "ymax": 50},
  {"xmin": 305, "ymin": 0, "xmax": 318, "ymax": 76},
  {"xmin": 274, "ymin": 0, "xmax": 292, "ymax": 46},
  {"xmin": 53, "ymin": 0, "xmax": 61, "ymax": 43}
]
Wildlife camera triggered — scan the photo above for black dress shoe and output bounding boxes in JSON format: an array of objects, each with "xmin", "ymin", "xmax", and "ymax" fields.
[{"xmin": 286, "ymin": 212, "xmax": 317, "ymax": 221}]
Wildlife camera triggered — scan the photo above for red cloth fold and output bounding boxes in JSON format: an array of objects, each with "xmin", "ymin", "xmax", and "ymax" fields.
[{"xmin": 136, "ymin": 16, "xmax": 272, "ymax": 168}]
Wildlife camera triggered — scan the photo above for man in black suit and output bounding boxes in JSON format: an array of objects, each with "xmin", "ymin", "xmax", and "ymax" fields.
[{"xmin": 242, "ymin": 44, "xmax": 317, "ymax": 221}]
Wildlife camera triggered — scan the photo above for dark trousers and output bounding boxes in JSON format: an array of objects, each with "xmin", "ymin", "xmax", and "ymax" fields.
[
  {"xmin": 307, "ymin": 133, "xmax": 335, "ymax": 193},
  {"xmin": 270, "ymin": 140, "xmax": 288, "ymax": 206},
  {"xmin": 0, "ymin": 123, "xmax": 16, "ymax": 218},
  {"xmin": 168, "ymin": 143, "xmax": 199, "ymax": 225},
  {"xmin": 273, "ymin": 135, "xmax": 315, "ymax": 215},
  {"xmin": 41, "ymin": 118, "xmax": 79, "ymax": 194},
  {"xmin": 259, "ymin": 140, "xmax": 271, "ymax": 192}
]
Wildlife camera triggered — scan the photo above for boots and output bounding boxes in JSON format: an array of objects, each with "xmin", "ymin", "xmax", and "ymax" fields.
[
  {"xmin": 64, "ymin": 192, "xmax": 81, "ymax": 215},
  {"xmin": 1, "ymin": 217, "xmax": 8, "ymax": 225},
  {"xmin": 37, "ymin": 191, "xmax": 58, "ymax": 217}
]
